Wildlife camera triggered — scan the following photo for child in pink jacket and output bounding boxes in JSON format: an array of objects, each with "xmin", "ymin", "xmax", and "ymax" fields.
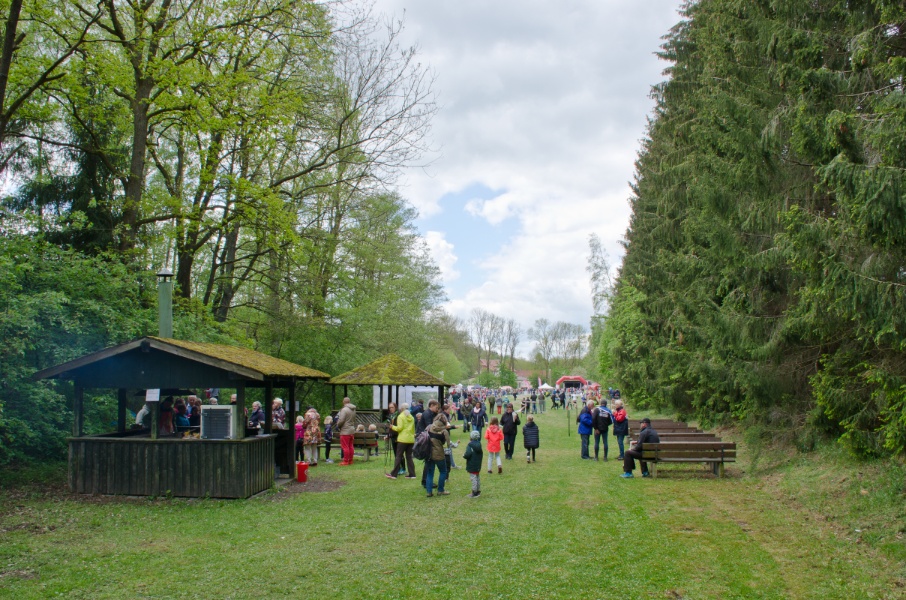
[{"xmin": 485, "ymin": 417, "xmax": 504, "ymax": 474}]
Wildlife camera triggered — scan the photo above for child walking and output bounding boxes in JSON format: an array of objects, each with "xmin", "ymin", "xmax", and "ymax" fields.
[
  {"xmin": 523, "ymin": 414, "xmax": 540, "ymax": 462},
  {"xmin": 463, "ymin": 429, "xmax": 483, "ymax": 498},
  {"xmin": 485, "ymin": 417, "xmax": 504, "ymax": 474}
]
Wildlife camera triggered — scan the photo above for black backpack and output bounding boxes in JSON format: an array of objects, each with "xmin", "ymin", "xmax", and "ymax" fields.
[
  {"xmin": 594, "ymin": 407, "xmax": 612, "ymax": 429},
  {"xmin": 412, "ymin": 430, "xmax": 432, "ymax": 461}
]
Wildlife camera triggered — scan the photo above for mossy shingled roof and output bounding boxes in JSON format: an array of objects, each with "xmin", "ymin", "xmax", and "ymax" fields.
[
  {"xmin": 148, "ymin": 337, "xmax": 330, "ymax": 379},
  {"xmin": 34, "ymin": 336, "xmax": 330, "ymax": 381},
  {"xmin": 328, "ymin": 354, "xmax": 449, "ymax": 386}
]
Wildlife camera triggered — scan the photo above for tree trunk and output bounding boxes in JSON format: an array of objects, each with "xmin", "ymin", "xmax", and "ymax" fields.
[
  {"xmin": 0, "ymin": 0, "xmax": 23, "ymax": 149},
  {"xmin": 212, "ymin": 222, "xmax": 239, "ymax": 322},
  {"xmin": 121, "ymin": 77, "xmax": 153, "ymax": 250}
]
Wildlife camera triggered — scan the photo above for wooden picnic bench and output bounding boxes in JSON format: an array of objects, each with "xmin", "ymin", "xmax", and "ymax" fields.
[
  {"xmin": 631, "ymin": 426, "xmax": 704, "ymax": 435},
  {"xmin": 318, "ymin": 431, "xmax": 382, "ymax": 461},
  {"xmin": 629, "ymin": 420, "xmax": 691, "ymax": 428},
  {"xmin": 638, "ymin": 441, "xmax": 736, "ymax": 478},
  {"xmin": 631, "ymin": 432, "xmax": 720, "ymax": 442}
]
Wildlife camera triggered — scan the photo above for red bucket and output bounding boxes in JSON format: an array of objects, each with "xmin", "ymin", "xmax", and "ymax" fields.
[{"xmin": 296, "ymin": 461, "xmax": 309, "ymax": 483}]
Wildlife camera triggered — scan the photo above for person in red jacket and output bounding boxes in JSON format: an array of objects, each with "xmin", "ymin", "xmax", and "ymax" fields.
[
  {"xmin": 484, "ymin": 417, "xmax": 504, "ymax": 474},
  {"xmin": 611, "ymin": 399, "xmax": 628, "ymax": 460}
]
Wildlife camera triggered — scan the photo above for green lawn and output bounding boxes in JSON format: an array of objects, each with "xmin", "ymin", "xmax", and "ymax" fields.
[{"xmin": 1, "ymin": 405, "xmax": 904, "ymax": 599}]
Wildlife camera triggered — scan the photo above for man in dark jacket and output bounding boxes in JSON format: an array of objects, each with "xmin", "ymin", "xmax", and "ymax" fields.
[
  {"xmin": 416, "ymin": 400, "xmax": 439, "ymax": 435},
  {"xmin": 621, "ymin": 417, "xmax": 659, "ymax": 478},
  {"xmin": 592, "ymin": 400, "xmax": 613, "ymax": 461},
  {"xmin": 418, "ymin": 400, "xmax": 440, "ymax": 487},
  {"xmin": 500, "ymin": 403, "xmax": 521, "ymax": 460}
]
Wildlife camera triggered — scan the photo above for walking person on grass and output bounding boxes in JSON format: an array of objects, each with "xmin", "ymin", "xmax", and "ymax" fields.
[
  {"xmin": 484, "ymin": 417, "xmax": 504, "ymax": 474},
  {"xmin": 523, "ymin": 414, "xmax": 540, "ymax": 462},
  {"xmin": 387, "ymin": 403, "xmax": 416, "ymax": 480},
  {"xmin": 463, "ymin": 429, "xmax": 483, "ymax": 498},
  {"xmin": 500, "ymin": 403, "xmax": 520, "ymax": 459}
]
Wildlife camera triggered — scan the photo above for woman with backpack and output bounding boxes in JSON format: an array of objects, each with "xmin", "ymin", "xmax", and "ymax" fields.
[{"xmin": 425, "ymin": 415, "xmax": 451, "ymax": 497}]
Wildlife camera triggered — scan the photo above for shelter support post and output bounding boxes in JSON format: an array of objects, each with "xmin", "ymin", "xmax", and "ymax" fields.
[
  {"xmin": 264, "ymin": 382, "xmax": 273, "ymax": 434},
  {"xmin": 117, "ymin": 388, "xmax": 127, "ymax": 433},
  {"xmin": 150, "ymin": 398, "xmax": 158, "ymax": 440},
  {"xmin": 344, "ymin": 385, "xmax": 348, "ymax": 398},
  {"xmin": 234, "ymin": 383, "xmax": 246, "ymax": 439},
  {"xmin": 73, "ymin": 384, "xmax": 84, "ymax": 437},
  {"xmin": 287, "ymin": 379, "xmax": 297, "ymax": 469},
  {"xmin": 332, "ymin": 385, "xmax": 336, "ymax": 410}
]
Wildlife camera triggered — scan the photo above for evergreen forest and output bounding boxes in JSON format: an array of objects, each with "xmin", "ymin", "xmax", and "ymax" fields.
[{"xmin": 601, "ymin": 0, "xmax": 906, "ymax": 458}]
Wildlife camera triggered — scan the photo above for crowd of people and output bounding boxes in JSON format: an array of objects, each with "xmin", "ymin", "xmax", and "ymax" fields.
[
  {"xmin": 144, "ymin": 384, "xmax": 655, "ymax": 491},
  {"xmin": 135, "ymin": 390, "xmax": 292, "ymax": 436},
  {"xmin": 379, "ymin": 394, "xmax": 542, "ymax": 498}
]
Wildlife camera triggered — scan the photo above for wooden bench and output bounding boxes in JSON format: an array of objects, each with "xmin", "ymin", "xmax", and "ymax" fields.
[
  {"xmin": 630, "ymin": 420, "xmax": 692, "ymax": 428},
  {"xmin": 638, "ymin": 441, "xmax": 736, "ymax": 478},
  {"xmin": 631, "ymin": 432, "xmax": 720, "ymax": 442},
  {"xmin": 318, "ymin": 432, "xmax": 381, "ymax": 461}
]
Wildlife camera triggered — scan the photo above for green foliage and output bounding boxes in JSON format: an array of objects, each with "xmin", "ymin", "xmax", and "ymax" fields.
[
  {"xmin": 0, "ymin": 229, "xmax": 154, "ymax": 464},
  {"xmin": 498, "ymin": 366, "xmax": 517, "ymax": 388},
  {"xmin": 604, "ymin": 0, "xmax": 906, "ymax": 456},
  {"xmin": 0, "ymin": 1, "xmax": 447, "ymax": 462},
  {"xmin": 477, "ymin": 370, "xmax": 499, "ymax": 388}
]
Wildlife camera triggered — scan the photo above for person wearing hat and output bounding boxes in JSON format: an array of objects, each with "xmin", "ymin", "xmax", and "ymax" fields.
[
  {"xmin": 621, "ymin": 417, "xmax": 659, "ymax": 478},
  {"xmin": 462, "ymin": 429, "xmax": 484, "ymax": 498}
]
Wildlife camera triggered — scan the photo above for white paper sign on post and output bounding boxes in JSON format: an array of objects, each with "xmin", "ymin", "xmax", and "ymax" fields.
[{"xmin": 145, "ymin": 389, "xmax": 161, "ymax": 402}]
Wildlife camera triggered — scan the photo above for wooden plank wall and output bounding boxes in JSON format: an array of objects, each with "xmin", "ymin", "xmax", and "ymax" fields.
[{"xmin": 68, "ymin": 437, "xmax": 275, "ymax": 499}]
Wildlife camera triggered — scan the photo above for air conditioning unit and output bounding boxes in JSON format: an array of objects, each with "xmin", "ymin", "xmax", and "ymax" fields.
[{"xmin": 201, "ymin": 405, "xmax": 234, "ymax": 440}]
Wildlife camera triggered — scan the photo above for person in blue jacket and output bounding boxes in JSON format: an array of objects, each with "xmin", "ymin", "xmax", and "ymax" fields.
[{"xmin": 577, "ymin": 400, "xmax": 595, "ymax": 459}]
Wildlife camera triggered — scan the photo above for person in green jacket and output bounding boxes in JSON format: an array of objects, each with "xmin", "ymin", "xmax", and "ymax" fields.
[
  {"xmin": 462, "ymin": 429, "xmax": 484, "ymax": 498},
  {"xmin": 386, "ymin": 403, "xmax": 417, "ymax": 480}
]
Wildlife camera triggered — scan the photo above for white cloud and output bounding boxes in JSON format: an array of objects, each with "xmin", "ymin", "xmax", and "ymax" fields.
[
  {"xmin": 370, "ymin": 0, "xmax": 684, "ymax": 352},
  {"xmin": 422, "ymin": 230, "xmax": 460, "ymax": 284}
]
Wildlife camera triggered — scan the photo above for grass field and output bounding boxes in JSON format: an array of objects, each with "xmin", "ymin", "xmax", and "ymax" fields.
[{"xmin": 1, "ymin": 404, "xmax": 904, "ymax": 599}]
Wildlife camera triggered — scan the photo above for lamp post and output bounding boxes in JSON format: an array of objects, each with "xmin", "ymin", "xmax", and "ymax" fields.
[{"xmin": 157, "ymin": 267, "xmax": 173, "ymax": 338}]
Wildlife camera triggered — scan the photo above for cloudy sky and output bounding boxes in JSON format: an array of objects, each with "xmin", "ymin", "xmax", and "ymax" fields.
[{"xmin": 370, "ymin": 0, "xmax": 685, "ymax": 355}]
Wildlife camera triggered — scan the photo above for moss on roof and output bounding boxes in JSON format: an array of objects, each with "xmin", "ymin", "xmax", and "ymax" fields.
[
  {"xmin": 149, "ymin": 337, "xmax": 330, "ymax": 379},
  {"xmin": 328, "ymin": 354, "xmax": 449, "ymax": 386}
]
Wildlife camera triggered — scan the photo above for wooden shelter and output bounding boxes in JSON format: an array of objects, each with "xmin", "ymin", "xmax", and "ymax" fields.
[
  {"xmin": 34, "ymin": 336, "xmax": 329, "ymax": 498},
  {"xmin": 328, "ymin": 354, "xmax": 450, "ymax": 411}
]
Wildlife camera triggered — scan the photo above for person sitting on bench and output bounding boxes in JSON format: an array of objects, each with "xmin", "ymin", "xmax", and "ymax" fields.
[{"xmin": 621, "ymin": 417, "xmax": 659, "ymax": 478}]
